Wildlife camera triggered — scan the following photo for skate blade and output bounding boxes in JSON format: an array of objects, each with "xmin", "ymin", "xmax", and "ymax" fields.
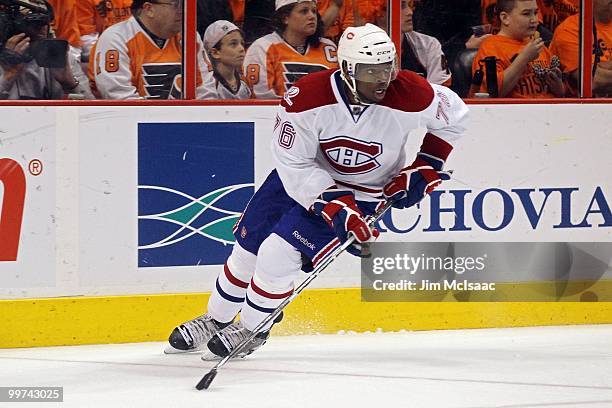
[
  {"xmin": 164, "ymin": 345, "xmax": 205, "ymax": 355},
  {"xmin": 200, "ymin": 350, "xmax": 249, "ymax": 361}
]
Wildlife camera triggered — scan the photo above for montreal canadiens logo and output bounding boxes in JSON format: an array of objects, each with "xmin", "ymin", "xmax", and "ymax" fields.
[{"xmin": 320, "ymin": 136, "xmax": 382, "ymax": 174}]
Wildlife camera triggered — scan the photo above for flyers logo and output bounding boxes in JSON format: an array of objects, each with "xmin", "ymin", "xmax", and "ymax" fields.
[
  {"xmin": 142, "ymin": 63, "xmax": 182, "ymax": 99},
  {"xmin": 0, "ymin": 158, "xmax": 26, "ymax": 261},
  {"xmin": 282, "ymin": 62, "xmax": 329, "ymax": 92},
  {"xmin": 320, "ymin": 136, "xmax": 382, "ymax": 174}
]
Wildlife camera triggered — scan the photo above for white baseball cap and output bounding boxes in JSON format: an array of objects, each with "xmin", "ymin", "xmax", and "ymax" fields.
[
  {"xmin": 203, "ymin": 20, "xmax": 240, "ymax": 51},
  {"xmin": 275, "ymin": 0, "xmax": 316, "ymax": 11}
]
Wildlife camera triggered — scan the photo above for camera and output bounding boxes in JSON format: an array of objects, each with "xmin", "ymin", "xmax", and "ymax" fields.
[{"xmin": 0, "ymin": 0, "xmax": 67, "ymax": 68}]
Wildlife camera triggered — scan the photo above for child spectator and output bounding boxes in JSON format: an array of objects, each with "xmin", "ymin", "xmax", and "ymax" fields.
[
  {"xmin": 472, "ymin": 0, "xmax": 565, "ymax": 97},
  {"xmin": 244, "ymin": 0, "xmax": 338, "ymax": 99},
  {"xmin": 401, "ymin": 0, "xmax": 452, "ymax": 85},
  {"xmin": 202, "ymin": 20, "xmax": 253, "ymax": 99},
  {"xmin": 550, "ymin": 0, "xmax": 611, "ymax": 97}
]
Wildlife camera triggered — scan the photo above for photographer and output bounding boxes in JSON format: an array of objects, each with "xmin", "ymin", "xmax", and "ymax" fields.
[{"xmin": 0, "ymin": 0, "xmax": 93, "ymax": 99}]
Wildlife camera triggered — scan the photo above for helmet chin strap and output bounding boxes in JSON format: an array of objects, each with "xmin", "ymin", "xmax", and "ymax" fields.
[{"xmin": 341, "ymin": 68, "xmax": 375, "ymax": 106}]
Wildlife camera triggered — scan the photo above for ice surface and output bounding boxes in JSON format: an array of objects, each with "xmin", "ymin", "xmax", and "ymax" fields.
[{"xmin": 0, "ymin": 325, "xmax": 611, "ymax": 408}]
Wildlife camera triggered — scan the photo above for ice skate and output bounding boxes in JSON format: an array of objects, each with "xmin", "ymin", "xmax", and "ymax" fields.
[
  {"xmin": 165, "ymin": 313, "xmax": 232, "ymax": 354},
  {"xmin": 203, "ymin": 311, "xmax": 284, "ymax": 359},
  {"xmin": 204, "ymin": 320, "xmax": 270, "ymax": 359}
]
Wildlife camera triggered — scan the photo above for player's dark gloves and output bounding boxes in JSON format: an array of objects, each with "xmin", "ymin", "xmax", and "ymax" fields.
[{"xmin": 383, "ymin": 134, "xmax": 453, "ymax": 209}]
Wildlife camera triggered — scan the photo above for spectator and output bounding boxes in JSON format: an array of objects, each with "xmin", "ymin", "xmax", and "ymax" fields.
[
  {"xmin": 471, "ymin": 0, "xmax": 565, "ymax": 98},
  {"xmin": 49, "ymin": 0, "xmax": 82, "ymax": 50},
  {"xmin": 48, "ymin": 0, "xmax": 92, "ymax": 95},
  {"xmin": 202, "ymin": 20, "xmax": 253, "ymax": 99},
  {"xmin": 90, "ymin": 0, "xmax": 207, "ymax": 99},
  {"xmin": 244, "ymin": 0, "xmax": 338, "ymax": 99},
  {"xmin": 317, "ymin": 0, "xmax": 354, "ymax": 43},
  {"xmin": 76, "ymin": 0, "xmax": 132, "ymax": 67},
  {"xmin": 550, "ymin": 0, "xmax": 612, "ymax": 97},
  {"xmin": 0, "ymin": 0, "xmax": 93, "ymax": 99},
  {"xmin": 401, "ymin": 0, "xmax": 452, "ymax": 85}
]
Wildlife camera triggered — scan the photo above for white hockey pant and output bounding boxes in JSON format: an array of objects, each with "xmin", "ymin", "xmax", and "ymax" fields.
[{"xmin": 207, "ymin": 234, "xmax": 301, "ymax": 331}]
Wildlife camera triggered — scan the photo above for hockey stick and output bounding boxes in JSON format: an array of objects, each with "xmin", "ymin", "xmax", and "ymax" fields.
[{"xmin": 195, "ymin": 199, "xmax": 395, "ymax": 390}]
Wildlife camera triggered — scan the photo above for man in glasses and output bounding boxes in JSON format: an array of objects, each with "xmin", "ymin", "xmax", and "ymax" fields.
[{"xmin": 90, "ymin": 0, "xmax": 207, "ymax": 99}]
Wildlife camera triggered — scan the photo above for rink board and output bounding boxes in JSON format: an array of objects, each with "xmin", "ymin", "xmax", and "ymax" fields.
[
  {"xmin": 0, "ymin": 103, "xmax": 611, "ymax": 347},
  {"xmin": 2, "ymin": 290, "xmax": 612, "ymax": 347}
]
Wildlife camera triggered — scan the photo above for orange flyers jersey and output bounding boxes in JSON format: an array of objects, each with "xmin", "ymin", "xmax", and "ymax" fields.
[
  {"xmin": 551, "ymin": 13, "xmax": 612, "ymax": 73},
  {"xmin": 243, "ymin": 32, "xmax": 339, "ymax": 99},
  {"xmin": 90, "ymin": 16, "xmax": 205, "ymax": 99},
  {"xmin": 472, "ymin": 35, "xmax": 557, "ymax": 98},
  {"xmin": 354, "ymin": 0, "xmax": 386, "ymax": 24},
  {"xmin": 48, "ymin": 0, "xmax": 81, "ymax": 47},
  {"xmin": 229, "ymin": 0, "xmax": 245, "ymax": 27},
  {"xmin": 77, "ymin": 0, "xmax": 132, "ymax": 36},
  {"xmin": 537, "ymin": 0, "xmax": 579, "ymax": 32},
  {"xmin": 317, "ymin": 0, "xmax": 355, "ymax": 41}
]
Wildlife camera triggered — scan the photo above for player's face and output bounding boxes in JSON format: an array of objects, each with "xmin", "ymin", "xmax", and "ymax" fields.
[
  {"xmin": 401, "ymin": 0, "xmax": 414, "ymax": 33},
  {"xmin": 149, "ymin": 0, "xmax": 183, "ymax": 39},
  {"xmin": 284, "ymin": 2, "xmax": 318, "ymax": 39},
  {"xmin": 214, "ymin": 31, "xmax": 246, "ymax": 69},
  {"xmin": 354, "ymin": 62, "xmax": 395, "ymax": 103},
  {"xmin": 500, "ymin": 0, "xmax": 539, "ymax": 40}
]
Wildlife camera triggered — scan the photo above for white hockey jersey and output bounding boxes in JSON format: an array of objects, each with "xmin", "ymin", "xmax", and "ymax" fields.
[
  {"xmin": 272, "ymin": 69, "xmax": 469, "ymax": 209},
  {"xmin": 200, "ymin": 71, "xmax": 253, "ymax": 100}
]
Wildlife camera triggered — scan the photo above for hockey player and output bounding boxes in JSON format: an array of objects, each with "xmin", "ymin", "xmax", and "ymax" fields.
[{"xmin": 166, "ymin": 23, "xmax": 468, "ymax": 358}]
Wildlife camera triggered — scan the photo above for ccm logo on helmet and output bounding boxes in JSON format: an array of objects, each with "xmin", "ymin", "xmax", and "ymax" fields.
[
  {"xmin": 377, "ymin": 50, "xmax": 391, "ymax": 55},
  {"xmin": 320, "ymin": 136, "xmax": 382, "ymax": 174}
]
